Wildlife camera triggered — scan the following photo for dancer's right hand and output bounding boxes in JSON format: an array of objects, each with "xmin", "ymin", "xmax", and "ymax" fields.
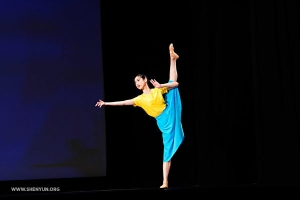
[{"xmin": 95, "ymin": 100, "xmax": 105, "ymax": 107}]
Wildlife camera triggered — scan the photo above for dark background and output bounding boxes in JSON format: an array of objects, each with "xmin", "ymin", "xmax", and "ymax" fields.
[
  {"xmin": 100, "ymin": 0, "xmax": 300, "ymax": 188},
  {"xmin": 2, "ymin": 0, "xmax": 300, "ymax": 194}
]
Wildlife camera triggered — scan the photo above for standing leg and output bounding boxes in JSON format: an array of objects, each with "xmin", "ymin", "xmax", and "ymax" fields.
[
  {"xmin": 160, "ymin": 44, "xmax": 179, "ymax": 189},
  {"xmin": 160, "ymin": 160, "xmax": 171, "ymax": 188}
]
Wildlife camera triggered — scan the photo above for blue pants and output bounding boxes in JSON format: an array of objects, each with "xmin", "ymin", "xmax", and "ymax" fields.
[{"xmin": 155, "ymin": 81, "xmax": 184, "ymax": 162}]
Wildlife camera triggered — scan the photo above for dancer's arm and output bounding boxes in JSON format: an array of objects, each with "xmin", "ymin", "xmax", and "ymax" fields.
[
  {"xmin": 160, "ymin": 81, "xmax": 179, "ymax": 90},
  {"xmin": 150, "ymin": 79, "xmax": 179, "ymax": 90},
  {"xmin": 95, "ymin": 99, "xmax": 134, "ymax": 107}
]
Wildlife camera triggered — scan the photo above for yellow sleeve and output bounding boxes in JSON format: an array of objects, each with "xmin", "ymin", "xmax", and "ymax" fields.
[
  {"xmin": 159, "ymin": 87, "xmax": 168, "ymax": 94},
  {"xmin": 132, "ymin": 95, "xmax": 142, "ymax": 107}
]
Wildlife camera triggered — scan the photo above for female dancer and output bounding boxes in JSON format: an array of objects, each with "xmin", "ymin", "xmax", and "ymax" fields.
[{"xmin": 95, "ymin": 43, "xmax": 184, "ymax": 188}]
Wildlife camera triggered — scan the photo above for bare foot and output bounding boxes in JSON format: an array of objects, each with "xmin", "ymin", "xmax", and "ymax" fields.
[
  {"xmin": 169, "ymin": 43, "xmax": 179, "ymax": 59},
  {"xmin": 160, "ymin": 181, "xmax": 168, "ymax": 189}
]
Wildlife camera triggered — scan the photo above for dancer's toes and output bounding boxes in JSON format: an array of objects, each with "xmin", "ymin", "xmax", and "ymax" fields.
[{"xmin": 169, "ymin": 43, "xmax": 174, "ymax": 52}]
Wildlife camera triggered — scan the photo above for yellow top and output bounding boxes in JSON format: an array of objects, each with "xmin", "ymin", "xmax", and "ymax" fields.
[{"xmin": 132, "ymin": 87, "xmax": 168, "ymax": 118}]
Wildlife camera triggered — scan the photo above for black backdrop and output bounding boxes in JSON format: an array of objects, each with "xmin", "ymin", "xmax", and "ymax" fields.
[{"xmin": 100, "ymin": 0, "xmax": 300, "ymax": 189}]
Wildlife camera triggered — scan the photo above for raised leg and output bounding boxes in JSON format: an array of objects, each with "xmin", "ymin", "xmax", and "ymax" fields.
[{"xmin": 169, "ymin": 43, "xmax": 179, "ymax": 82}]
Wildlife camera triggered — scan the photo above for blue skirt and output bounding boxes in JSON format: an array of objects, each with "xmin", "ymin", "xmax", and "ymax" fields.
[{"xmin": 155, "ymin": 81, "xmax": 184, "ymax": 162}]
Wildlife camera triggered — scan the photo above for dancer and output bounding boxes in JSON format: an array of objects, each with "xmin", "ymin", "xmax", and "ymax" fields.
[{"xmin": 95, "ymin": 43, "xmax": 184, "ymax": 188}]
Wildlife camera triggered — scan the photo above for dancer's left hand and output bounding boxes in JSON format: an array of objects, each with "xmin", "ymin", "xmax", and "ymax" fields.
[{"xmin": 150, "ymin": 79, "xmax": 161, "ymax": 88}]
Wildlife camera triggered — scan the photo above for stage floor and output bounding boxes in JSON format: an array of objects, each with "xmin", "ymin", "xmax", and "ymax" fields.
[{"xmin": 2, "ymin": 184, "xmax": 300, "ymax": 199}]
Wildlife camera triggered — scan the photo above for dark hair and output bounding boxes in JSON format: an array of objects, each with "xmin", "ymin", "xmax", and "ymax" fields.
[
  {"xmin": 135, "ymin": 74, "xmax": 147, "ymax": 80},
  {"xmin": 134, "ymin": 74, "xmax": 148, "ymax": 85}
]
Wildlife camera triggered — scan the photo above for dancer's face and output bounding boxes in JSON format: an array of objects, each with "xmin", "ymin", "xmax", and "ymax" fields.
[{"xmin": 134, "ymin": 76, "xmax": 147, "ymax": 90}]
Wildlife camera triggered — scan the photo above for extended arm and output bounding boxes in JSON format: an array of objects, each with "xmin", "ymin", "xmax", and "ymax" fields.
[
  {"xmin": 160, "ymin": 81, "xmax": 179, "ymax": 90},
  {"xmin": 95, "ymin": 99, "xmax": 134, "ymax": 107},
  {"xmin": 150, "ymin": 79, "xmax": 179, "ymax": 90}
]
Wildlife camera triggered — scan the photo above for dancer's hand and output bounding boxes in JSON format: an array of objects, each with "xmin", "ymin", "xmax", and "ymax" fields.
[
  {"xmin": 150, "ymin": 79, "xmax": 161, "ymax": 88},
  {"xmin": 95, "ymin": 100, "xmax": 105, "ymax": 107}
]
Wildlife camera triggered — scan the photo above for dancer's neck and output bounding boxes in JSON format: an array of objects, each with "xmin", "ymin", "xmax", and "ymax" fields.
[{"xmin": 143, "ymin": 85, "xmax": 151, "ymax": 94}]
